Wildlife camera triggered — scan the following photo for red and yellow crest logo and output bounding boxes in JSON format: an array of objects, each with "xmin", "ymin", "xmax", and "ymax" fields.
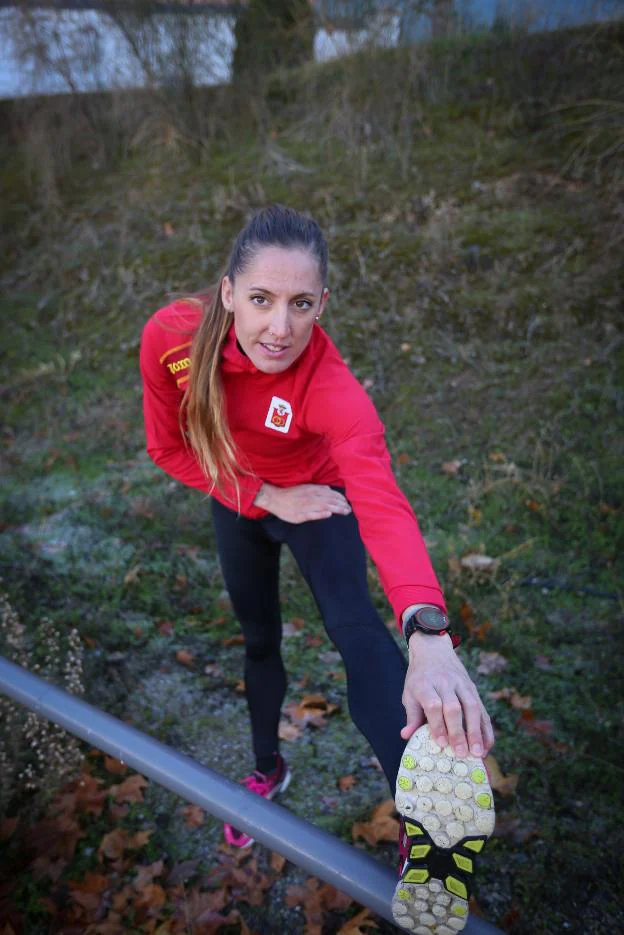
[{"xmin": 265, "ymin": 396, "xmax": 293, "ymax": 434}]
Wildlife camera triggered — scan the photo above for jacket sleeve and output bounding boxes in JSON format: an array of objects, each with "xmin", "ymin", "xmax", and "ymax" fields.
[
  {"xmin": 139, "ymin": 315, "xmax": 263, "ymax": 514},
  {"xmin": 302, "ymin": 362, "xmax": 447, "ymax": 629}
]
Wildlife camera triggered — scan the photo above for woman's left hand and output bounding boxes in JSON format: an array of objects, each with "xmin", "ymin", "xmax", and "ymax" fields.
[{"xmin": 401, "ymin": 631, "xmax": 495, "ymax": 759}]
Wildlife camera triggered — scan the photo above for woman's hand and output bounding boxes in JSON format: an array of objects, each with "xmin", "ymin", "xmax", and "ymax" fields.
[
  {"xmin": 401, "ymin": 631, "xmax": 495, "ymax": 759},
  {"xmin": 254, "ymin": 483, "xmax": 352, "ymax": 524}
]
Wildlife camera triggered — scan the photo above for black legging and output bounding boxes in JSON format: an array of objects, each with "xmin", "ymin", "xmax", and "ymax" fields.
[{"xmin": 211, "ymin": 495, "xmax": 409, "ymax": 791}]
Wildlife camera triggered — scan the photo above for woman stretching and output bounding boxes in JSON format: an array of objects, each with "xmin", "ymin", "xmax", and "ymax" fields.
[{"xmin": 140, "ymin": 205, "xmax": 495, "ymax": 933}]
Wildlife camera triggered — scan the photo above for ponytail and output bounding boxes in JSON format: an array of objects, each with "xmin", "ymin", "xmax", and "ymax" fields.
[{"xmin": 180, "ymin": 281, "xmax": 244, "ymax": 500}]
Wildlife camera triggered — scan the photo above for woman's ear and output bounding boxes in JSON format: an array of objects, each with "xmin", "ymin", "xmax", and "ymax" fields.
[
  {"xmin": 316, "ymin": 287, "xmax": 330, "ymax": 320},
  {"xmin": 221, "ymin": 276, "xmax": 233, "ymax": 312}
]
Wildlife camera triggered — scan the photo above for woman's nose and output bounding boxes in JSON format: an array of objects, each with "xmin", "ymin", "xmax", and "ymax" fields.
[{"xmin": 268, "ymin": 305, "xmax": 291, "ymax": 337}]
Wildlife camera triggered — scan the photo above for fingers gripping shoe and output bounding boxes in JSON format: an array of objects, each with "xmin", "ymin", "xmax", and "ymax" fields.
[
  {"xmin": 223, "ymin": 754, "xmax": 292, "ymax": 848},
  {"xmin": 392, "ymin": 723, "xmax": 495, "ymax": 933}
]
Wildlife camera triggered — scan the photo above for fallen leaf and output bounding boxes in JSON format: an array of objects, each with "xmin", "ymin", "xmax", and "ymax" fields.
[
  {"xmin": 176, "ymin": 649, "xmax": 195, "ymax": 666},
  {"xmin": 525, "ymin": 499, "xmax": 544, "ymax": 511},
  {"xmin": 104, "ymin": 755, "xmax": 127, "ymax": 775},
  {"xmin": 338, "ymin": 775, "xmax": 357, "ymax": 791},
  {"xmin": 222, "ymin": 635, "xmax": 245, "ymax": 647},
  {"xmin": 163, "ymin": 222, "xmax": 174, "ymax": 237},
  {"xmin": 460, "ymin": 553, "xmax": 499, "ymax": 572},
  {"xmin": 468, "ymin": 506, "xmax": 483, "ymax": 527},
  {"xmin": 98, "ymin": 828, "xmax": 128, "ymax": 861},
  {"xmin": 123, "ymin": 564, "xmax": 141, "ymax": 585},
  {"xmin": 166, "ymin": 858, "xmax": 200, "ymax": 885},
  {"xmin": 270, "ymin": 852, "xmax": 287, "ymax": 873},
  {"xmin": 110, "ymin": 773, "xmax": 148, "ymax": 804},
  {"xmin": 484, "ymin": 755, "xmax": 519, "ymax": 796},
  {"xmin": 488, "ymin": 451, "xmax": 506, "ymax": 462},
  {"xmin": 135, "ymin": 881, "xmax": 167, "ymax": 912},
  {"xmin": 133, "ymin": 860, "xmax": 165, "ymax": 890},
  {"xmin": 441, "ymin": 460, "xmax": 463, "ymax": 475},
  {"xmin": 487, "ymin": 687, "xmax": 532, "ymax": 710},
  {"xmin": 204, "ymin": 663, "xmax": 223, "ymax": 677},
  {"xmin": 352, "ymin": 799, "xmax": 399, "ymax": 846},
  {"xmin": 182, "ymin": 804, "xmax": 205, "ymax": 828},
  {"xmin": 157, "ymin": 620, "xmax": 174, "ymax": 636},
  {"xmin": 279, "ymin": 721, "xmax": 302, "ymax": 741},
  {"xmin": 477, "ymin": 651, "xmax": 508, "ymax": 675},
  {"xmin": 338, "ymin": 906, "xmax": 379, "ymax": 933},
  {"xmin": 397, "ymin": 453, "xmax": 410, "ymax": 464}
]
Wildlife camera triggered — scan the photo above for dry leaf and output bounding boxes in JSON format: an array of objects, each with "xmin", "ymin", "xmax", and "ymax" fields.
[
  {"xmin": 352, "ymin": 799, "xmax": 399, "ymax": 846},
  {"xmin": 525, "ymin": 499, "xmax": 544, "ymax": 511},
  {"xmin": 488, "ymin": 451, "xmax": 507, "ymax": 462},
  {"xmin": 468, "ymin": 505, "xmax": 482, "ymax": 525},
  {"xmin": 157, "ymin": 620, "xmax": 174, "ymax": 636},
  {"xmin": 204, "ymin": 663, "xmax": 223, "ymax": 677},
  {"xmin": 338, "ymin": 906, "xmax": 379, "ymax": 933},
  {"xmin": 270, "ymin": 852, "xmax": 287, "ymax": 873},
  {"xmin": 123, "ymin": 564, "xmax": 141, "ymax": 585},
  {"xmin": 279, "ymin": 721, "xmax": 302, "ymax": 741},
  {"xmin": 98, "ymin": 828, "xmax": 128, "ymax": 861},
  {"xmin": 104, "ymin": 755, "xmax": 127, "ymax": 775},
  {"xmin": 487, "ymin": 687, "xmax": 532, "ymax": 710},
  {"xmin": 441, "ymin": 460, "xmax": 463, "ymax": 475},
  {"xmin": 477, "ymin": 651, "xmax": 508, "ymax": 675},
  {"xmin": 338, "ymin": 775, "xmax": 357, "ymax": 791},
  {"xmin": 397, "ymin": 453, "xmax": 410, "ymax": 464},
  {"xmin": 234, "ymin": 679, "xmax": 246, "ymax": 693},
  {"xmin": 182, "ymin": 804, "xmax": 205, "ymax": 828},
  {"xmin": 110, "ymin": 773, "xmax": 148, "ymax": 804},
  {"xmin": 484, "ymin": 755, "xmax": 519, "ymax": 796},
  {"xmin": 461, "ymin": 553, "xmax": 498, "ymax": 571},
  {"xmin": 222, "ymin": 635, "xmax": 245, "ymax": 647},
  {"xmin": 163, "ymin": 222, "xmax": 174, "ymax": 237},
  {"xmin": 135, "ymin": 881, "xmax": 167, "ymax": 911}
]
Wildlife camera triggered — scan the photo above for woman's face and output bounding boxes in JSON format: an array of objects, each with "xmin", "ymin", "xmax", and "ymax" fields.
[{"xmin": 222, "ymin": 245, "xmax": 329, "ymax": 375}]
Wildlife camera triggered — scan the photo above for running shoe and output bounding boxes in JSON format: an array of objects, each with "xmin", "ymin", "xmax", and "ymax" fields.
[
  {"xmin": 392, "ymin": 723, "xmax": 495, "ymax": 933},
  {"xmin": 223, "ymin": 754, "xmax": 292, "ymax": 848}
]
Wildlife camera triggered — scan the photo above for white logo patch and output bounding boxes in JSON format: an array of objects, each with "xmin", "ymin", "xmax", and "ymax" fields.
[{"xmin": 265, "ymin": 396, "xmax": 293, "ymax": 434}]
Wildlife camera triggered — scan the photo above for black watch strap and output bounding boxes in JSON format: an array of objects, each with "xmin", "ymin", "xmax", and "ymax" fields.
[{"xmin": 403, "ymin": 605, "xmax": 460, "ymax": 648}]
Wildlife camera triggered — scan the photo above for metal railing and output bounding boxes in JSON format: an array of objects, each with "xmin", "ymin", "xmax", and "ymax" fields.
[{"xmin": 0, "ymin": 656, "xmax": 503, "ymax": 934}]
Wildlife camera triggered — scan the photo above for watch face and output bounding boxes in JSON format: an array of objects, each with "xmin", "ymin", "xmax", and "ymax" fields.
[{"xmin": 415, "ymin": 607, "xmax": 448, "ymax": 631}]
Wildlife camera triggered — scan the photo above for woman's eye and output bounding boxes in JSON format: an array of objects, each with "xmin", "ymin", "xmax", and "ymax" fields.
[
  {"xmin": 295, "ymin": 300, "xmax": 312, "ymax": 310},
  {"xmin": 251, "ymin": 295, "xmax": 268, "ymax": 306}
]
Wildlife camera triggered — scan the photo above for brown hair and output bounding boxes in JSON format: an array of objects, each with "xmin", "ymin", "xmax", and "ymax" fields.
[{"xmin": 180, "ymin": 205, "xmax": 328, "ymax": 505}]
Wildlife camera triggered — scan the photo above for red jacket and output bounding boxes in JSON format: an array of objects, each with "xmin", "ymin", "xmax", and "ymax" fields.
[{"xmin": 140, "ymin": 300, "xmax": 447, "ymax": 627}]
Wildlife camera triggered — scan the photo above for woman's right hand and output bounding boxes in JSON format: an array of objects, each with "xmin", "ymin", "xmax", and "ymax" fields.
[{"xmin": 254, "ymin": 483, "xmax": 351, "ymax": 524}]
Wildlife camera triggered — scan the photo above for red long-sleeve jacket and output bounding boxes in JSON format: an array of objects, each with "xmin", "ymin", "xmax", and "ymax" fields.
[{"xmin": 140, "ymin": 300, "xmax": 447, "ymax": 628}]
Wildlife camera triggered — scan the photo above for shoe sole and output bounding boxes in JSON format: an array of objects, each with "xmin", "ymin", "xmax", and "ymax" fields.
[
  {"xmin": 225, "ymin": 768, "xmax": 292, "ymax": 849},
  {"xmin": 392, "ymin": 723, "xmax": 495, "ymax": 933}
]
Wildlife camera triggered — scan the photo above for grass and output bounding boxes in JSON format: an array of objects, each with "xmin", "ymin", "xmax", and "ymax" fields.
[{"xmin": 1, "ymin": 21, "xmax": 623, "ymax": 935}]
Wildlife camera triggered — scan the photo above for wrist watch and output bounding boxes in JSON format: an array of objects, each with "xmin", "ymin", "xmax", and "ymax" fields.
[{"xmin": 403, "ymin": 605, "xmax": 460, "ymax": 648}]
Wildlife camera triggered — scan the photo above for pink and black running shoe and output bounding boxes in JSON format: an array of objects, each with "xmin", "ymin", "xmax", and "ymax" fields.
[{"xmin": 224, "ymin": 754, "xmax": 292, "ymax": 848}]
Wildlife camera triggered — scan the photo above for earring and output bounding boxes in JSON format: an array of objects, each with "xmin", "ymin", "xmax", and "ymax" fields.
[{"xmin": 315, "ymin": 316, "xmax": 320, "ymax": 320}]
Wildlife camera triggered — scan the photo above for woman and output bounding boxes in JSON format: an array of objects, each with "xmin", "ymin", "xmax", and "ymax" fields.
[{"xmin": 140, "ymin": 205, "xmax": 495, "ymax": 933}]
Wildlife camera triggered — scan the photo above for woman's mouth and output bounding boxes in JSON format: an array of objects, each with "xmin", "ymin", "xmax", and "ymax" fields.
[{"xmin": 260, "ymin": 342, "xmax": 290, "ymax": 357}]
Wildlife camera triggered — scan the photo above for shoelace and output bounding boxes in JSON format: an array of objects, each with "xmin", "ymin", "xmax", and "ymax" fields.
[{"xmin": 241, "ymin": 771, "xmax": 276, "ymax": 795}]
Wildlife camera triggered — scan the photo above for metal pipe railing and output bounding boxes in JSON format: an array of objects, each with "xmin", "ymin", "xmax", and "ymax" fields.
[{"xmin": 0, "ymin": 656, "xmax": 502, "ymax": 934}]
